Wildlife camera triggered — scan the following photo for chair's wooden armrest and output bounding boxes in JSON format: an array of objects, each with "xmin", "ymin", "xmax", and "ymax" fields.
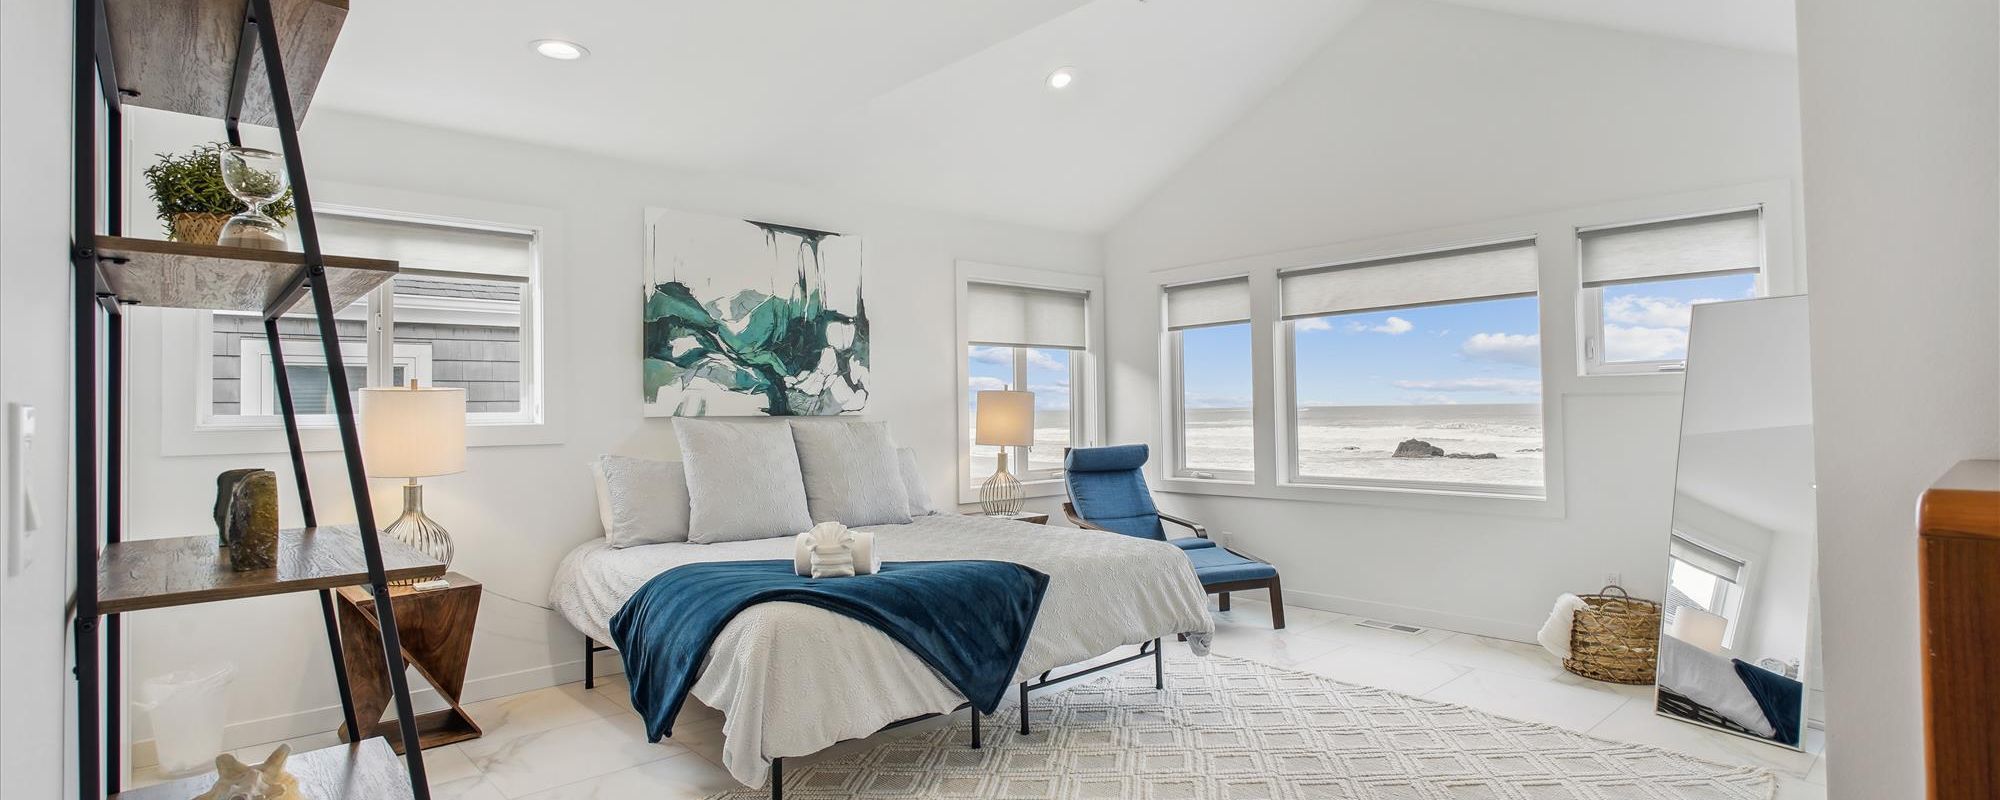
[
  {"xmin": 1062, "ymin": 502, "xmax": 1113, "ymax": 532},
  {"xmin": 1158, "ymin": 511, "xmax": 1209, "ymax": 539}
]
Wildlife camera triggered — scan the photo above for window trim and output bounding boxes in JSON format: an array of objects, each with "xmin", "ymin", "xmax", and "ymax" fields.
[
  {"xmin": 1578, "ymin": 205, "xmax": 1770, "ymax": 376},
  {"xmin": 1166, "ymin": 325, "xmax": 1254, "ymax": 483},
  {"xmin": 155, "ymin": 183, "xmax": 568, "ymax": 456},
  {"xmin": 955, "ymin": 261, "xmax": 1105, "ymax": 507},
  {"xmin": 1278, "ymin": 313, "xmax": 1548, "ymax": 499},
  {"xmin": 232, "ymin": 337, "xmax": 433, "ymax": 423}
]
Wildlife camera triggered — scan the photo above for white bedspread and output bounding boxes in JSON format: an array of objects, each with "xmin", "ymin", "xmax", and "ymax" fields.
[{"xmin": 549, "ymin": 513, "xmax": 1215, "ymax": 786}]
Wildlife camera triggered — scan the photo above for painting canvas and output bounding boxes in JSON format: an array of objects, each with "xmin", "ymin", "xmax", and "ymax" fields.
[{"xmin": 642, "ymin": 207, "xmax": 869, "ymax": 416}]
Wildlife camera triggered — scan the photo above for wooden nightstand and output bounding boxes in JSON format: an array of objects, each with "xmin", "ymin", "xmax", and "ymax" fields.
[
  {"xmin": 985, "ymin": 511, "xmax": 1050, "ymax": 525},
  {"xmin": 334, "ymin": 572, "xmax": 482, "ymax": 753}
]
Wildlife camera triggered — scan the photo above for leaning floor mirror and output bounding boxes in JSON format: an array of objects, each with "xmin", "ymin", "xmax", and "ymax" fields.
[{"xmin": 1654, "ymin": 294, "xmax": 1819, "ymax": 750}]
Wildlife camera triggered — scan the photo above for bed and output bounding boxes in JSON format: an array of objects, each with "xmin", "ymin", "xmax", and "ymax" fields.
[{"xmin": 550, "ymin": 512, "xmax": 1216, "ymax": 786}]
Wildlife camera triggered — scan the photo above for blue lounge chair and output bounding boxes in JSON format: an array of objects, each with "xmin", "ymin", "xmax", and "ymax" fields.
[{"xmin": 1061, "ymin": 444, "xmax": 1285, "ymax": 628}]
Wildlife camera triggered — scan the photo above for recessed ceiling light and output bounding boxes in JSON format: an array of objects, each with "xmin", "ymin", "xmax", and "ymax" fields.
[
  {"xmin": 1046, "ymin": 66, "xmax": 1076, "ymax": 90},
  {"xmin": 533, "ymin": 39, "xmax": 589, "ymax": 61}
]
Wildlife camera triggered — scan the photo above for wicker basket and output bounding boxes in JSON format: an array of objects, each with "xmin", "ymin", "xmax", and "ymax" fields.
[
  {"xmin": 169, "ymin": 212, "xmax": 230, "ymax": 246},
  {"xmin": 1561, "ymin": 585, "xmax": 1661, "ymax": 685}
]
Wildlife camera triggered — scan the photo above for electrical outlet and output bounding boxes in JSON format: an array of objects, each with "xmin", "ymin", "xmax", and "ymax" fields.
[{"xmin": 1604, "ymin": 571, "xmax": 1622, "ymax": 587}]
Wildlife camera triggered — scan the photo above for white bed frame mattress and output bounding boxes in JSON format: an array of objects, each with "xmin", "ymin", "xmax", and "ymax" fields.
[{"xmin": 550, "ymin": 513, "xmax": 1215, "ymax": 785}]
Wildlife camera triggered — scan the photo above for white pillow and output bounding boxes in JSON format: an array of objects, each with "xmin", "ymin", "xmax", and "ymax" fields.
[
  {"xmin": 590, "ymin": 455, "xmax": 691, "ymax": 548},
  {"xmin": 790, "ymin": 421, "xmax": 913, "ymax": 527},
  {"xmin": 674, "ymin": 419, "xmax": 814, "ymax": 543},
  {"xmin": 897, "ymin": 447, "xmax": 934, "ymax": 516}
]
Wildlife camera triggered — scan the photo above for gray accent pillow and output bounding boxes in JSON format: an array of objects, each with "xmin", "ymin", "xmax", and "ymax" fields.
[
  {"xmin": 790, "ymin": 421, "xmax": 914, "ymax": 527},
  {"xmin": 590, "ymin": 455, "xmax": 691, "ymax": 548},
  {"xmin": 674, "ymin": 419, "xmax": 815, "ymax": 543},
  {"xmin": 897, "ymin": 447, "xmax": 935, "ymax": 517}
]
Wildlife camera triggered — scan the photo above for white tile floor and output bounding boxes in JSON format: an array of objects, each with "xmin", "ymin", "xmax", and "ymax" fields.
[{"xmin": 134, "ymin": 597, "xmax": 1827, "ymax": 799}]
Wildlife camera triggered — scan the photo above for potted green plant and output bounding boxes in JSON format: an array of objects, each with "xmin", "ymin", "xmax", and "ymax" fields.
[{"xmin": 143, "ymin": 142, "xmax": 294, "ymax": 245}]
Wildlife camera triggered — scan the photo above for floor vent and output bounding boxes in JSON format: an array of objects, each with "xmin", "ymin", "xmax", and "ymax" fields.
[{"xmin": 1354, "ymin": 619, "xmax": 1428, "ymax": 635}]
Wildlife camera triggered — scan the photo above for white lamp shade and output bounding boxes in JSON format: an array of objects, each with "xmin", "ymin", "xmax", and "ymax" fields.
[
  {"xmin": 360, "ymin": 386, "xmax": 466, "ymax": 478},
  {"xmin": 1667, "ymin": 607, "xmax": 1730, "ymax": 654},
  {"xmin": 974, "ymin": 391, "xmax": 1036, "ymax": 447}
]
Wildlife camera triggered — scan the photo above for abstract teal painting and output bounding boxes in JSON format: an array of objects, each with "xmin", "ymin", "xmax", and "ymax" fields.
[{"xmin": 642, "ymin": 208, "xmax": 869, "ymax": 416}]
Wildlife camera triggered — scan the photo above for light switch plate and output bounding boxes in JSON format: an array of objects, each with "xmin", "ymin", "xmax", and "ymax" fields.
[{"xmin": 7, "ymin": 403, "xmax": 37, "ymax": 577}]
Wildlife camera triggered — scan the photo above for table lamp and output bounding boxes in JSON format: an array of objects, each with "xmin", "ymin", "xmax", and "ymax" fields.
[
  {"xmin": 975, "ymin": 389, "xmax": 1035, "ymax": 515},
  {"xmin": 360, "ymin": 380, "xmax": 466, "ymax": 582}
]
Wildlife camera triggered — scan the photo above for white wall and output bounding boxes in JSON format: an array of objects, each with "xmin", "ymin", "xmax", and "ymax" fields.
[
  {"xmin": 1, "ymin": 0, "xmax": 82, "ymax": 794},
  {"xmin": 1101, "ymin": 1, "xmax": 1804, "ymax": 639},
  {"xmin": 1795, "ymin": 0, "xmax": 2000, "ymax": 796},
  {"xmin": 115, "ymin": 107, "xmax": 1100, "ymax": 752}
]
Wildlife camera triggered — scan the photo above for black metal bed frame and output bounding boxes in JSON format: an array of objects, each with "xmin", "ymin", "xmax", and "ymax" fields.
[
  {"xmin": 584, "ymin": 636, "xmax": 1165, "ymax": 800},
  {"xmin": 70, "ymin": 0, "xmax": 433, "ymax": 796}
]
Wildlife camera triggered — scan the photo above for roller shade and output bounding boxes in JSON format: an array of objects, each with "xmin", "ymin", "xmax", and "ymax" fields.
[
  {"xmin": 1580, "ymin": 208, "xmax": 1761, "ymax": 288},
  {"xmin": 1671, "ymin": 534, "xmax": 1744, "ymax": 584},
  {"xmin": 315, "ymin": 213, "xmax": 535, "ymax": 282},
  {"xmin": 1280, "ymin": 240, "xmax": 1538, "ymax": 320},
  {"xmin": 1164, "ymin": 276, "xmax": 1251, "ymax": 331},
  {"xmin": 966, "ymin": 281, "xmax": 1088, "ymax": 350}
]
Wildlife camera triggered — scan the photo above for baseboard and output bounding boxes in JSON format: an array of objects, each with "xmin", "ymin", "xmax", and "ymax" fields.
[
  {"xmin": 1280, "ymin": 587, "xmax": 1543, "ymax": 644},
  {"xmin": 130, "ymin": 655, "xmax": 628, "ymax": 769}
]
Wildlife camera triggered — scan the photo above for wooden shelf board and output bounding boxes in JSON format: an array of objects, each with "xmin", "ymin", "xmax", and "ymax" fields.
[
  {"xmin": 95, "ymin": 236, "xmax": 396, "ymax": 314},
  {"xmin": 106, "ymin": 0, "xmax": 347, "ymax": 127},
  {"xmin": 111, "ymin": 737, "xmax": 412, "ymax": 800},
  {"xmin": 1921, "ymin": 459, "xmax": 2000, "ymax": 541},
  {"xmin": 98, "ymin": 525, "xmax": 444, "ymax": 615}
]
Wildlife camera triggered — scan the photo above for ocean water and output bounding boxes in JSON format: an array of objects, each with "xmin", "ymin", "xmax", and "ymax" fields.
[{"xmin": 1185, "ymin": 403, "xmax": 1544, "ymax": 488}]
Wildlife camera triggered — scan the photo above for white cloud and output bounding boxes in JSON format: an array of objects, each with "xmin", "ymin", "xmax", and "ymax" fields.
[
  {"xmin": 967, "ymin": 376, "xmax": 1007, "ymax": 393},
  {"xmin": 1408, "ymin": 393, "xmax": 1459, "ymax": 406},
  {"xmin": 1603, "ymin": 324, "xmax": 1688, "ymax": 362},
  {"xmin": 1373, "ymin": 316, "xmax": 1414, "ymax": 335},
  {"xmin": 1345, "ymin": 316, "xmax": 1412, "ymax": 334},
  {"xmin": 1294, "ymin": 317, "xmax": 1332, "ymax": 333},
  {"xmin": 1602, "ymin": 295, "xmax": 1726, "ymax": 329},
  {"xmin": 968, "ymin": 346, "xmax": 1010, "ymax": 365},
  {"xmin": 1392, "ymin": 378, "xmax": 1542, "ymax": 396},
  {"xmin": 1183, "ymin": 392, "xmax": 1252, "ymax": 409},
  {"xmin": 1461, "ymin": 332, "xmax": 1540, "ymax": 365},
  {"xmin": 969, "ymin": 345, "xmax": 1065, "ymax": 371}
]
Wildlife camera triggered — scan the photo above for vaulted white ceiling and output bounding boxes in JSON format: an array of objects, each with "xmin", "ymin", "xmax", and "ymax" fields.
[{"xmin": 314, "ymin": 0, "xmax": 1796, "ymax": 233}]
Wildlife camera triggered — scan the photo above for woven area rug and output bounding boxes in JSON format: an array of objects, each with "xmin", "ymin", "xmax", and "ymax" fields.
[{"xmin": 704, "ymin": 654, "xmax": 1775, "ymax": 800}]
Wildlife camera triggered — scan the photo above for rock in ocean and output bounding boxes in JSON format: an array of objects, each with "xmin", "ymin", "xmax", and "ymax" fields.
[{"xmin": 1393, "ymin": 439, "xmax": 1446, "ymax": 458}]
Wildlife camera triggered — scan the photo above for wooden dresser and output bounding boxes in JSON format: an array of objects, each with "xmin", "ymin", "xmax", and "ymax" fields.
[{"xmin": 1918, "ymin": 460, "xmax": 2000, "ymax": 799}]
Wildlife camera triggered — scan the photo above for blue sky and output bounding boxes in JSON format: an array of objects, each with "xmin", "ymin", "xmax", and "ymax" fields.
[{"xmin": 1180, "ymin": 271, "xmax": 1757, "ymax": 409}]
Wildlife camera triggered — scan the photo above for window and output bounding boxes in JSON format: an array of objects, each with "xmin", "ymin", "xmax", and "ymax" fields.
[
  {"xmin": 1579, "ymin": 208, "xmax": 1763, "ymax": 375},
  {"xmin": 961, "ymin": 279, "xmax": 1093, "ymax": 489},
  {"xmin": 1280, "ymin": 240, "xmax": 1544, "ymax": 495},
  {"xmin": 1666, "ymin": 533, "xmax": 1746, "ymax": 647},
  {"xmin": 204, "ymin": 210, "xmax": 539, "ymax": 427},
  {"xmin": 1164, "ymin": 277, "xmax": 1253, "ymax": 480}
]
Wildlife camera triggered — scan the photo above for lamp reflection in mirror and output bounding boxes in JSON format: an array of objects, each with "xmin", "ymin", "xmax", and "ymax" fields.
[
  {"xmin": 360, "ymin": 380, "xmax": 466, "ymax": 583},
  {"xmin": 1666, "ymin": 607, "xmax": 1729, "ymax": 654},
  {"xmin": 975, "ymin": 390, "xmax": 1034, "ymax": 515}
]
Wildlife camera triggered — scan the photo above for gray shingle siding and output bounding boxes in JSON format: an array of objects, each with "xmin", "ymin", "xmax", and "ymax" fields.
[{"xmin": 212, "ymin": 314, "xmax": 522, "ymax": 416}]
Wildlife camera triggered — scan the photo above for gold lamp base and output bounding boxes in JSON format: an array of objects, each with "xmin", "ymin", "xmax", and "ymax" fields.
[
  {"xmin": 385, "ymin": 480, "xmax": 453, "ymax": 585},
  {"xmin": 979, "ymin": 451, "xmax": 1026, "ymax": 515}
]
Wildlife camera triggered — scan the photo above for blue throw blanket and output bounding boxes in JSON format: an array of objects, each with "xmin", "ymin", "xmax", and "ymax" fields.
[
  {"xmin": 1732, "ymin": 659, "xmax": 1803, "ymax": 746},
  {"xmin": 609, "ymin": 559, "xmax": 1050, "ymax": 741}
]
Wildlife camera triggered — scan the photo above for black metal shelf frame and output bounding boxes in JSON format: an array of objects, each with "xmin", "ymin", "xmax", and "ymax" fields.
[{"xmin": 70, "ymin": 0, "xmax": 432, "ymax": 796}]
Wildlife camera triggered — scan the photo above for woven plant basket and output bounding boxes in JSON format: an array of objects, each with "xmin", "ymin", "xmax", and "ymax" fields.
[
  {"xmin": 1562, "ymin": 585, "xmax": 1661, "ymax": 685},
  {"xmin": 169, "ymin": 212, "xmax": 230, "ymax": 246}
]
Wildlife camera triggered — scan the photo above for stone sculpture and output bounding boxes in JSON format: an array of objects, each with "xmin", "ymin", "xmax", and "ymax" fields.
[
  {"xmin": 215, "ymin": 469, "xmax": 279, "ymax": 571},
  {"xmin": 193, "ymin": 743, "xmax": 299, "ymax": 800}
]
